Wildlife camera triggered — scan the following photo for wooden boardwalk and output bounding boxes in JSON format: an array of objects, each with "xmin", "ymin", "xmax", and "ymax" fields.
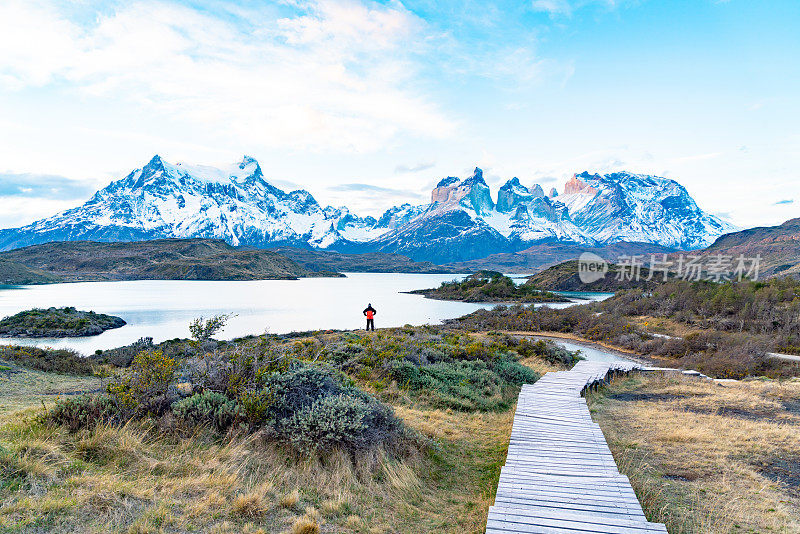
[{"xmin": 486, "ymin": 361, "xmax": 668, "ymax": 533}]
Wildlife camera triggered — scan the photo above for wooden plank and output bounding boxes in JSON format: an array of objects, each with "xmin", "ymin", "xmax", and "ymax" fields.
[{"xmin": 485, "ymin": 358, "xmax": 668, "ymax": 533}]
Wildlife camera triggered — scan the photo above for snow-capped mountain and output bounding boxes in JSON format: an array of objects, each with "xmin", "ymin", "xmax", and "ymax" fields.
[
  {"xmin": 0, "ymin": 155, "xmax": 385, "ymax": 251},
  {"xmin": 0, "ymin": 156, "xmax": 736, "ymax": 263},
  {"xmin": 555, "ymin": 171, "xmax": 736, "ymax": 249},
  {"xmin": 359, "ymin": 168, "xmax": 735, "ymax": 261}
]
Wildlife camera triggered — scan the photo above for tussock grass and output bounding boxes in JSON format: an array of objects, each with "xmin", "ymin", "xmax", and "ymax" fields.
[
  {"xmin": 588, "ymin": 373, "xmax": 800, "ymax": 533},
  {"xmin": 0, "ymin": 358, "xmax": 520, "ymax": 532},
  {"xmin": 290, "ymin": 513, "xmax": 320, "ymax": 534}
]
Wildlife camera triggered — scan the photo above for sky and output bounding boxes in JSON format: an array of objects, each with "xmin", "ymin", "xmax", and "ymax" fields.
[{"xmin": 0, "ymin": 0, "xmax": 798, "ymax": 229}]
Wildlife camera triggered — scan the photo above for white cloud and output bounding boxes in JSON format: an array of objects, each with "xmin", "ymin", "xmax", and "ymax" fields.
[
  {"xmin": 0, "ymin": 0, "xmax": 455, "ymax": 152},
  {"xmin": 530, "ymin": 0, "xmax": 619, "ymax": 17},
  {"xmin": 0, "ymin": 197, "xmax": 80, "ymax": 228},
  {"xmin": 531, "ymin": 0, "xmax": 574, "ymax": 16}
]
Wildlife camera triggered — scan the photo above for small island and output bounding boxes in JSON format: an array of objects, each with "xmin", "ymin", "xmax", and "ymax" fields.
[
  {"xmin": 0, "ymin": 307, "xmax": 126, "ymax": 338},
  {"xmin": 408, "ymin": 270, "xmax": 570, "ymax": 303}
]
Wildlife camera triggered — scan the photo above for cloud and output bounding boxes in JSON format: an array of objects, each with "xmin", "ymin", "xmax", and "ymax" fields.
[
  {"xmin": 0, "ymin": 0, "xmax": 455, "ymax": 153},
  {"xmin": 0, "ymin": 172, "xmax": 96, "ymax": 199},
  {"xmin": 0, "ymin": 197, "xmax": 82, "ymax": 228},
  {"xmin": 328, "ymin": 183, "xmax": 422, "ymax": 198},
  {"xmin": 774, "ymin": 199, "xmax": 794, "ymax": 205},
  {"xmin": 395, "ymin": 162, "xmax": 435, "ymax": 173},
  {"xmin": 531, "ymin": 0, "xmax": 574, "ymax": 16},
  {"xmin": 530, "ymin": 0, "xmax": 620, "ymax": 17},
  {"xmin": 675, "ymin": 152, "xmax": 723, "ymax": 163},
  {"xmin": 325, "ymin": 181, "xmax": 426, "ymax": 215}
]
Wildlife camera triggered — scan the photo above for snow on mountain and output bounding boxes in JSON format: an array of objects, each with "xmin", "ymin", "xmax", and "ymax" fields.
[
  {"xmin": 362, "ymin": 169, "xmax": 734, "ymax": 261},
  {"xmin": 0, "ymin": 155, "xmax": 382, "ymax": 251},
  {"xmin": 0, "ymin": 157, "xmax": 736, "ymax": 263},
  {"xmin": 556, "ymin": 171, "xmax": 736, "ymax": 249}
]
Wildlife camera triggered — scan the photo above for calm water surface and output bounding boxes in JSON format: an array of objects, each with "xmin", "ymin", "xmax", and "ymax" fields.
[
  {"xmin": 0, "ymin": 274, "xmax": 610, "ymax": 355},
  {"xmin": 544, "ymin": 339, "xmax": 635, "ymax": 364}
]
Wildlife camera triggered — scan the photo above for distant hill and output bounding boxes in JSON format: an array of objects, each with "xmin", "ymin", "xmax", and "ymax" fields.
[
  {"xmin": 270, "ymin": 247, "xmax": 457, "ymax": 274},
  {"xmin": 0, "ymin": 259, "xmax": 63, "ymax": 285},
  {"xmin": 700, "ymin": 218, "xmax": 800, "ymax": 278},
  {"xmin": 0, "ymin": 239, "xmax": 340, "ymax": 283},
  {"xmin": 525, "ymin": 260, "xmax": 660, "ymax": 292},
  {"xmin": 445, "ymin": 241, "xmax": 677, "ymax": 274}
]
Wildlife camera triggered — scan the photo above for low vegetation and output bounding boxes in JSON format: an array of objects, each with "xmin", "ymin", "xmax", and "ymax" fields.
[
  {"xmin": 0, "ymin": 319, "xmax": 576, "ymax": 532},
  {"xmin": 409, "ymin": 271, "xmax": 567, "ymax": 303},
  {"xmin": 0, "ymin": 307, "xmax": 126, "ymax": 338},
  {"xmin": 450, "ymin": 277, "xmax": 800, "ymax": 379},
  {"xmin": 0, "ymin": 345, "xmax": 93, "ymax": 375},
  {"xmin": 588, "ymin": 373, "xmax": 800, "ymax": 533}
]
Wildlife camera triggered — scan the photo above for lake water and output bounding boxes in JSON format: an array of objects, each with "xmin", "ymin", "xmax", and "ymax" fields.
[
  {"xmin": 0, "ymin": 274, "xmax": 611, "ymax": 355},
  {"xmin": 542, "ymin": 338, "xmax": 636, "ymax": 365}
]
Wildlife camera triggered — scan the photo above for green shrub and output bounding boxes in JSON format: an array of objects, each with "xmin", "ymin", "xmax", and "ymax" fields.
[
  {"xmin": 240, "ymin": 365, "xmax": 406, "ymax": 454},
  {"xmin": 106, "ymin": 350, "xmax": 179, "ymax": 417},
  {"xmin": 389, "ymin": 357, "xmax": 537, "ymax": 411},
  {"xmin": 515, "ymin": 339, "xmax": 583, "ymax": 367},
  {"xmin": 280, "ymin": 392, "xmax": 402, "ymax": 455},
  {"xmin": 172, "ymin": 391, "xmax": 242, "ymax": 432},
  {"xmin": 0, "ymin": 345, "xmax": 93, "ymax": 375},
  {"xmin": 47, "ymin": 395, "xmax": 118, "ymax": 432}
]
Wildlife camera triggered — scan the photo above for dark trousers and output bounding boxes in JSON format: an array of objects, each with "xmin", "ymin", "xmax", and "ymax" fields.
[{"xmin": 366, "ymin": 318, "xmax": 374, "ymax": 331}]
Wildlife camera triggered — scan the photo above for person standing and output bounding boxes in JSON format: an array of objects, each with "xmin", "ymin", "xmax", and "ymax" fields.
[{"xmin": 363, "ymin": 303, "xmax": 376, "ymax": 331}]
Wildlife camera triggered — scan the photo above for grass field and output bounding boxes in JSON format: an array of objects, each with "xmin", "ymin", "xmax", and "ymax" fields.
[
  {"xmin": 588, "ymin": 373, "xmax": 800, "ymax": 533},
  {"xmin": 0, "ymin": 341, "xmax": 564, "ymax": 533}
]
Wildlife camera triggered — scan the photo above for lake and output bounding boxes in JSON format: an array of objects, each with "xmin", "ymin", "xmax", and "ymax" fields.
[
  {"xmin": 0, "ymin": 274, "xmax": 612, "ymax": 355},
  {"xmin": 541, "ymin": 338, "xmax": 636, "ymax": 365}
]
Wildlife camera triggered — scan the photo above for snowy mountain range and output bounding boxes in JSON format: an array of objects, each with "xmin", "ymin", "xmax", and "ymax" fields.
[{"xmin": 0, "ymin": 155, "xmax": 736, "ymax": 262}]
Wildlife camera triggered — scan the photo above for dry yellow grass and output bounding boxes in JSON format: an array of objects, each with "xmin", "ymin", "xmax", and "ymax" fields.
[
  {"xmin": 0, "ymin": 356, "xmax": 520, "ymax": 533},
  {"xmin": 280, "ymin": 490, "xmax": 300, "ymax": 510},
  {"xmin": 290, "ymin": 514, "xmax": 320, "ymax": 534},
  {"xmin": 232, "ymin": 491, "xmax": 267, "ymax": 518},
  {"xmin": 588, "ymin": 373, "xmax": 800, "ymax": 533}
]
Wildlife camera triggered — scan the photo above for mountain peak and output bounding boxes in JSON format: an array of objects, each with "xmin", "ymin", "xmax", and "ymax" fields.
[
  {"xmin": 564, "ymin": 173, "xmax": 597, "ymax": 195},
  {"xmin": 466, "ymin": 167, "xmax": 486, "ymax": 184},
  {"xmin": 144, "ymin": 154, "xmax": 166, "ymax": 171},
  {"xmin": 238, "ymin": 155, "xmax": 258, "ymax": 169},
  {"xmin": 497, "ymin": 177, "xmax": 533, "ymax": 213},
  {"xmin": 435, "ymin": 176, "xmax": 460, "ymax": 188}
]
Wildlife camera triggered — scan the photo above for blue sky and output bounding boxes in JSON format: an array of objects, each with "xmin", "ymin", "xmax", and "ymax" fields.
[{"xmin": 0, "ymin": 0, "xmax": 798, "ymax": 228}]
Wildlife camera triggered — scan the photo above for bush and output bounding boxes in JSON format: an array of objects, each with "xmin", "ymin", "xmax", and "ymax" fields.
[
  {"xmin": 514, "ymin": 339, "xmax": 583, "ymax": 367},
  {"xmin": 280, "ymin": 392, "xmax": 402, "ymax": 455},
  {"xmin": 106, "ymin": 350, "xmax": 180, "ymax": 417},
  {"xmin": 389, "ymin": 357, "xmax": 537, "ymax": 411},
  {"xmin": 172, "ymin": 390, "xmax": 242, "ymax": 432},
  {"xmin": 241, "ymin": 365, "xmax": 407, "ymax": 454},
  {"xmin": 47, "ymin": 395, "xmax": 118, "ymax": 432},
  {"xmin": 0, "ymin": 345, "xmax": 93, "ymax": 375}
]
